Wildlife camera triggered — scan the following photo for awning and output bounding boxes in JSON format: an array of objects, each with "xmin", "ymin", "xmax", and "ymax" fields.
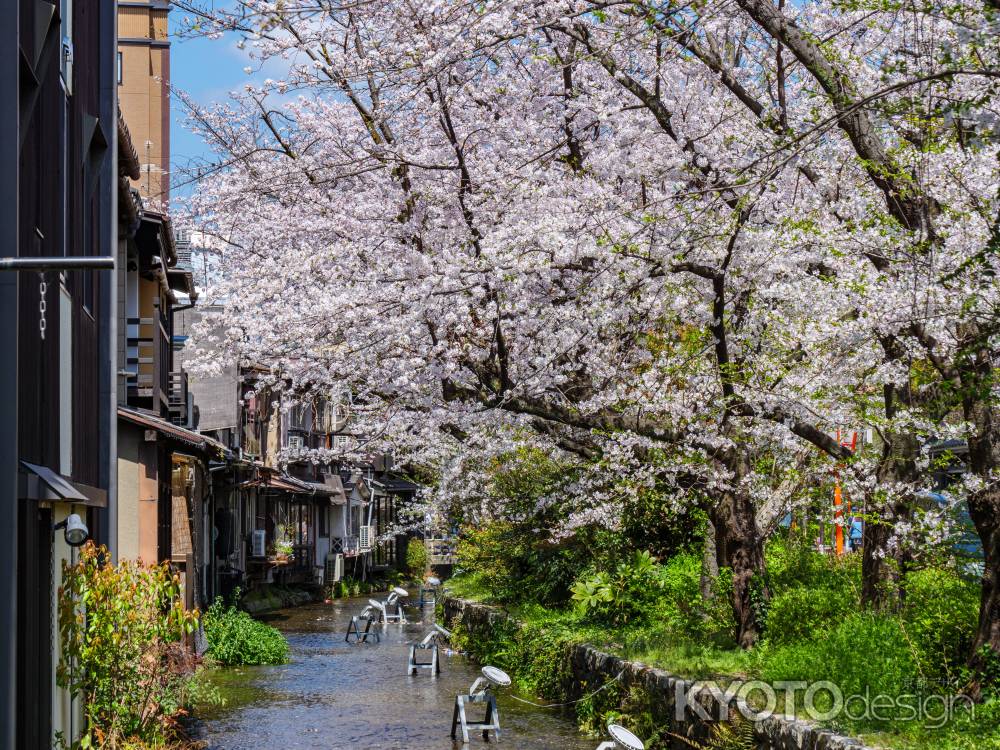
[
  {"xmin": 118, "ymin": 406, "xmax": 228, "ymax": 456},
  {"xmin": 323, "ymin": 474, "xmax": 347, "ymax": 506},
  {"xmin": 19, "ymin": 461, "xmax": 108, "ymax": 507}
]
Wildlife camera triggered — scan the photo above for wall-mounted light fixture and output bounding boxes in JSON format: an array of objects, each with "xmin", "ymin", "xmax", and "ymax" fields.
[{"xmin": 54, "ymin": 513, "xmax": 89, "ymax": 547}]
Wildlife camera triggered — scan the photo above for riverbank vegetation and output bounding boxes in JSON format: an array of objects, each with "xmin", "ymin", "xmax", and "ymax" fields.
[
  {"xmin": 202, "ymin": 596, "xmax": 289, "ymax": 666},
  {"xmin": 449, "ymin": 523, "xmax": 1000, "ymax": 750},
  {"xmin": 57, "ymin": 543, "xmax": 204, "ymax": 750}
]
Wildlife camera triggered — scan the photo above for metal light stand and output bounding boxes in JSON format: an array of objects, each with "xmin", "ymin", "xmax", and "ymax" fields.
[
  {"xmin": 419, "ymin": 576, "xmax": 441, "ymax": 608},
  {"xmin": 373, "ymin": 587, "xmax": 409, "ymax": 623},
  {"xmin": 596, "ymin": 724, "xmax": 645, "ymax": 750},
  {"xmin": 407, "ymin": 624, "xmax": 451, "ymax": 676},
  {"xmin": 345, "ymin": 604, "xmax": 380, "ymax": 644},
  {"xmin": 451, "ymin": 666, "xmax": 510, "ymax": 744}
]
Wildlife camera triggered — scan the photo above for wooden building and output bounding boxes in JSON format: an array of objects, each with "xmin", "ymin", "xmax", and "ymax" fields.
[{"xmin": 0, "ymin": 1, "xmax": 120, "ymax": 746}]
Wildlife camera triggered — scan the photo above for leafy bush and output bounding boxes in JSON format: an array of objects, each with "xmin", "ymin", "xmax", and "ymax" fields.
[
  {"xmin": 406, "ymin": 537, "xmax": 429, "ymax": 577},
  {"xmin": 901, "ymin": 568, "xmax": 979, "ymax": 684},
  {"xmin": 57, "ymin": 542, "xmax": 199, "ymax": 748},
  {"xmin": 759, "ymin": 612, "xmax": 916, "ymax": 730},
  {"xmin": 764, "ymin": 586, "xmax": 855, "ymax": 647},
  {"xmin": 458, "ymin": 521, "xmax": 611, "ymax": 605},
  {"xmin": 202, "ymin": 597, "xmax": 289, "ymax": 666},
  {"xmin": 571, "ymin": 550, "xmax": 663, "ymax": 626},
  {"xmin": 657, "ymin": 552, "xmax": 734, "ymax": 643}
]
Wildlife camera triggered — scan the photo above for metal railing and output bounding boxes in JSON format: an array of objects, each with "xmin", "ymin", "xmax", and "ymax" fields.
[
  {"xmin": 167, "ymin": 370, "xmax": 189, "ymax": 426},
  {"xmin": 332, "ymin": 535, "xmax": 359, "ymax": 555},
  {"xmin": 426, "ymin": 537, "xmax": 457, "ymax": 565}
]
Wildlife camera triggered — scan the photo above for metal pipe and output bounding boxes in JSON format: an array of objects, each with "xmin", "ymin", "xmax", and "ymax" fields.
[{"xmin": 0, "ymin": 256, "xmax": 116, "ymax": 271}]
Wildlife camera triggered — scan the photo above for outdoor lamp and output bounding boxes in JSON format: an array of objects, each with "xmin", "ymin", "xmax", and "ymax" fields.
[
  {"xmin": 596, "ymin": 723, "xmax": 645, "ymax": 750},
  {"xmin": 54, "ymin": 513, "xmax": 89, "ymax": 547}
]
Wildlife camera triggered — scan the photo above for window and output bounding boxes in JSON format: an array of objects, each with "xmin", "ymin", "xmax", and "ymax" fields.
[
  {"xmin": 117, "ymin": 52, "xmax": 122, "ymax": 85},
  {"xmin": 318, "ymin": 507, "xmax": 328, "ymax": 538}
]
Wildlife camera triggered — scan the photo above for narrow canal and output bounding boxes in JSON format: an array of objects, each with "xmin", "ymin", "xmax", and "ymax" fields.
[{"xmin": 195, "ymin": 595, "xmax": 598, "ymax": 749}]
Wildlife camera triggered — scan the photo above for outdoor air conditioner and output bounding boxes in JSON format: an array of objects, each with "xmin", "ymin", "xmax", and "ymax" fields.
[
  {"xmin": 325, "ymin": 553, "xmax": 344, "ymax": 583},
  {"xmin": 359, "ymin": 525, "xmax": 373, "ymax": 552},
  {"xmin": 251, "ymin": 529, "xmax": 267, "ymax": 557}
]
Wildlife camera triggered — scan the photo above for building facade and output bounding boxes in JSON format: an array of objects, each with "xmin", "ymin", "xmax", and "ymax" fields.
[{"xmin": 1, "ymin": 1, "xmax": 120, "ymax": 746}]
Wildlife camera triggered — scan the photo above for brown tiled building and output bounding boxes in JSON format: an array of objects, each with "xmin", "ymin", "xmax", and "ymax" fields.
[{"xmin": 117, "ymin": 0, "xmax": 171, "ymax": 204}]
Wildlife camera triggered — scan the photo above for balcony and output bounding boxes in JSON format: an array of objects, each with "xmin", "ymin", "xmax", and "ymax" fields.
[
  {"xmin": 125, "ymin": 311, "xmax": 171, "ymax": 414},
  {"xmin": 168, "ymin": 370, "xmax": 189, "ymax": 426},
  {"xmin": 331, "ymin": 535, "xmax": 359, "ymax": 556},
  {"xmin": 425, "ymin": 537, "xmax": 457, "ymax": 565}
]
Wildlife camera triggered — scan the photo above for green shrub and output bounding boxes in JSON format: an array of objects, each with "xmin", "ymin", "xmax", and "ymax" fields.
[
  {"xmin": 764, "ymin": 586, "xmax": 855, "ymax": 646},
  {"xmin": 759, "ymin": 612, "xmax": 916, "ymax": 730},
  {"xmin": 457, "ymin": 521, "xmax": 615, "ymax": 606},
  {"xmin": 202, "ymin": 597, "xmax": 289, "ymax": 666},
  {"xmin": 902, "ymin": 568, "xmax": 979, "ymax": 684},
  {"xmin": 406, "ymin": 537, "xmax": 430, "ymax": 577},
  {"xmin": 571, "ymin": 550, "xmax": 663, "ymax": 626},
  {"xmin": 57, "ymin": 542, "xmax": 199, "ymax": 748}
]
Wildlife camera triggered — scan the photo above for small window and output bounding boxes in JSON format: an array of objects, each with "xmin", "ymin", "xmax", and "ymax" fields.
[{"xmin": 117, "ymin": 51, "xmax": 122, "ymax": 85}]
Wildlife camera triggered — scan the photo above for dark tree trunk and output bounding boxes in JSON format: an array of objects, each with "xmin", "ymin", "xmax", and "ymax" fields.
[
  {"xmin": 967, "ymin": 485, "xmax": 1000, "ymax": 698},
  {"xmin": 712, "ymin": 490, "xmax": 769, "ymax": 649},
  {"xmin": 861, "ymin": 429, "xmax": 917, "ymax": 610},
  {"xmin": 700, "ymin": 518, "xmax": 719, "ymax": 603},
  {"xmin": 957, "ymin": 327, "xmax": 1000, "ymax": 695}
]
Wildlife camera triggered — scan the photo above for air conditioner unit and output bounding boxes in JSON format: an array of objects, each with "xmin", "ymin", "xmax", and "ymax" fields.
[
  {"xmin": 325, "ymin": 553, "xmax": 344, "ymax": 583},
  {"xmin": 288, "ymin": 435, "xmax": 305, "ymax": 451},
  {"xmin": 359, "ymin": 525, "xmax": 373, "ymax": 552},
  {"xmin": 251, "ymin": 529, "xmax": 267, "ymax": 558}
]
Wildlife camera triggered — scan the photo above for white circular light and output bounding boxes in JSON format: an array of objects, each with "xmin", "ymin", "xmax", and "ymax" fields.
[
  {"xmin": 393, "ymin": 586, "xmax": 409, "ymax": 597},
  {"xmin": 608, "ymin": 724, "xmax": 644, "ymax": 750},
  {"xmin": 368, "ymin": 599, "xmax": 382, "ymax": 609},
  {"xmin": 427, "ymin": 576, "xmax": 441, "ymax": 586},
  {"xmin": 64, "ymin": 514, "xmax": 89, "ymax": 547},
  {"xmin": 482, "ymin": 666, "xmax": 511, "ymax": 687}
]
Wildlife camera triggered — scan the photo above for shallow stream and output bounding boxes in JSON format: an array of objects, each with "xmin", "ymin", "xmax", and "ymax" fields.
[{"xmin": 194, "ymin": 595, "xmax": 598, "ymax": 749}]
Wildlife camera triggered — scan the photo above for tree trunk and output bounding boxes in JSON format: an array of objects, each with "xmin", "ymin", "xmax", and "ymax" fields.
[
  {"xmin": 967, "ymin": 485, "xmax": 1000, "ymax": 698},
  {"xmin": 861, "ymin": 430, "xmax": 917, "ymax": 610},
  {"xmin": 712, "ymin": 490, "xmax": 768, "ymax": 649},
  {"xmin": 700, "ymin": 518, "xmax": 719, "ymax": 603},
  {"xmin": 965, "ymin": 424, "xmax": 1000, "ymax": 696},
  {"xmin": 957, "ymin": 328, "xmax": 1000, "ymax": 695}
]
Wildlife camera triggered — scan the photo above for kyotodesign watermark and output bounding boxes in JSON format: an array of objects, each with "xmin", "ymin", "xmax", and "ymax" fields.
[{"xmin": 675, "ymin": 679, "xmax": 975, "ymax": 729}]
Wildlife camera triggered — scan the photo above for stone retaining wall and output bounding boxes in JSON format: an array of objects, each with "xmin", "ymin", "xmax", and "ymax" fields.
[{"xmin": 443, "ymin": 597, "xmax": 873, "ymax": 750}]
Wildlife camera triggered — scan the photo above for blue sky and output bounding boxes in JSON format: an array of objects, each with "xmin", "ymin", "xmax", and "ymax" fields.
[{"xmin": 171, "ymin": 28, "xmax": 249, "ymax": 197}]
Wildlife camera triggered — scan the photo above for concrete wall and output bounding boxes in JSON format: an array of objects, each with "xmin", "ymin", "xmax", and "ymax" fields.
[{"xmin": 442, "ymin": 598, "xmax": 872, "ymax": 750}]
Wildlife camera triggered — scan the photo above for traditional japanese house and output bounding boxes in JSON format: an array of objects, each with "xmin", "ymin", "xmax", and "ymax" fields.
[{"xmin": 1, "ymin": 1, "xmax": 120, "ymax": 746}]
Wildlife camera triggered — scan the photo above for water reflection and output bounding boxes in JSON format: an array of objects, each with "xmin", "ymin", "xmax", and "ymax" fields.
[{"xmin": 195, "ymin": 595, "xmax": 597, "ymax": 749}]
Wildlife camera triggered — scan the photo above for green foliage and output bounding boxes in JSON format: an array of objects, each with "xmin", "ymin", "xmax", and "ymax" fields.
[
  {"xmin": 759, "ymin": 612, "xmax": 916, "ymax": 730},
  {"xmin": 571, "ymin": 550, "xmax": 662, "ymax": 626},
  {"xmin": 457, "ymin": 521, "xmax": 612, "ymax": 605},
  {"xmin": 202, "ymin": 595, "xmax": 289, "ymax": 666},
  {"xmin": 57, "ymin": 542, "xmax": 199, "ymax": 749},
  {"xmin": 764, "ymin": 586, "xmax": 855, "ymax": 646},
  {"xmin": 901, "ymin": 568, "xmax": 979, "ymax": 684},
  {"xmin": 405, "ymin": 537, "xmax": 430, "ymax": 577}
]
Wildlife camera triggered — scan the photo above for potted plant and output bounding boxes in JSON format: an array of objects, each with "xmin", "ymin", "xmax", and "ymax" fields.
[{"xmin": 270, "ymin": 525, "xmax": 295, "ymax": 563}]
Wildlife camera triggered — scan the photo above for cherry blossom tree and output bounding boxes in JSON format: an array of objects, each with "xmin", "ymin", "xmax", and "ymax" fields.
[{"xmin": 175, "ymin": 0, "xmax": 999, "ymax": 661}]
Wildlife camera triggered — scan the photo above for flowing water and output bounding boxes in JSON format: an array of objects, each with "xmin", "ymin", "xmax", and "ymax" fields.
[{"xmin": 194, "ymin": 595, "xmax": 598, "ymax": 750}]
